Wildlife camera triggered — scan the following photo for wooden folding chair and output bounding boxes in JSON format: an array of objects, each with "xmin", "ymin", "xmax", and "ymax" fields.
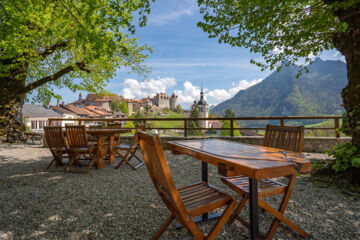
[
  {"xmin": 137, "ymin": 132, "xmax": 237, "ymax": 240},
  {"xmin": 65, "ymin": 126, "xmax": 97, "ymax": 174},
  {"xmin": 114, "ymin": 124, "xmax": 145, "ymax": 170},
  {"xmin": 44, "ymin": 126, "xmax": 69, "ymax": 171},
  {"xmin": 221, "ymin": 125, "xmax": 310, "ymax": 239}
]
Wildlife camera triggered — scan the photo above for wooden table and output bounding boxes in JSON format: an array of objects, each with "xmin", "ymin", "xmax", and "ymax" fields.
[
  {"xmin": 86, "ymin": 129, "xmax": 130, "ymax": 169},
  {"xmin": 166, "ymin": 139, "xmax": 311, "ymax": 240}
]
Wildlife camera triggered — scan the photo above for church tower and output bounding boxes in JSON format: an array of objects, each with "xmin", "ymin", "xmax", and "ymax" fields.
[{"xmin": 197, "ymin": 87, "xmax": 209, "ymax": 128}]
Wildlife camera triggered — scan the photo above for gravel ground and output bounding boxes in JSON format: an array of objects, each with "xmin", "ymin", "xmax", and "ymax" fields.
[{"xmin": 0, "ymin": 143, "xmax": 359, "ymax": 240}]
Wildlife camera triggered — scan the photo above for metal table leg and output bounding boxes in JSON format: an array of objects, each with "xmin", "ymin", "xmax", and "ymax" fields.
[
  {"xmin": 249, "ymin": 178, "xmax": 260, "ymax": 240},
  {"xmin": 176, "ymin": 161, "xmax": 221, "ymax": 229}
]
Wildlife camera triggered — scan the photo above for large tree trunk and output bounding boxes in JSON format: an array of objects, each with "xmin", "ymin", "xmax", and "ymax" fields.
[
  {"xmin": 331, "ymin": 2, "xmax": 360, "ymax": 150},
  {"xmin": 0, "ymin": 93, "xmax": 26, "ymax": 142},
  {"xmin": 0, "ymin": 59, "xmax": 27, "ymax": 142}
]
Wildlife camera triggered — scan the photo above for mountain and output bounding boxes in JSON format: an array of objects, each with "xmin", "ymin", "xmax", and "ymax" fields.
[{"xmin": 212, "ymin": 58, "xmax": 347, "ymax": 117}]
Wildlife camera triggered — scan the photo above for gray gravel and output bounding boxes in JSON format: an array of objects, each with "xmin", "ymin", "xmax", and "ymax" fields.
[{"xmin": 0, "ymin": 143, "xmax": 359, "ymax": 240}]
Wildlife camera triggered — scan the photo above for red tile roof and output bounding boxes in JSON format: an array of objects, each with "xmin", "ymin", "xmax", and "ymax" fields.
[{"xmin": 85, "ymin": 106, "xmax": 112, "ymax": 116}]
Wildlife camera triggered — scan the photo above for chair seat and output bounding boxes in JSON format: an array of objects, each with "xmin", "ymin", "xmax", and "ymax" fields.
[
  {"xmin": 179, "ymin": 182, "xmax": 233, "ymax": 217},
  {"xmin": 221, "ymin": 175, "xmax": 287, "ymax": 198},
  {"xmin": 50, "ymin": 147, "xmax": 67, "ymax": 152},
  {"xmin": 70, "ymin": 146, "xmax": 97, "ymax": 153},
  {"xmin": 115, "ymin": 143, "xmax": 138, "ymax": 150}
]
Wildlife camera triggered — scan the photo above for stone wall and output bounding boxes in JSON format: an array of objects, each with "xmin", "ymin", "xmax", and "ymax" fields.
[{"xmin": 119, "ymin": 135, "xmax": 351, "ymax": 153}]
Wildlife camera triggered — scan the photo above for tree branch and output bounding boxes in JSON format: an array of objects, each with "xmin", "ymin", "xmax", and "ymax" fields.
[
  {"xmin": 24, "ymin": 62, "xmax": 90, "ymax": 93},
  {"xmin": 39, "ymin": 41, "xmax": 67, "ymax": 59}
]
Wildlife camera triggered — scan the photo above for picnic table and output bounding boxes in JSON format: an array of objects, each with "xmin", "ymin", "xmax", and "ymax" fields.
[
  {"xmin": 167, "ymin": 138, "xmax": 311, "ymax": 240},
  {"xmin": 86, "ymin": 128, "xmax": 130, "ymax": 169}
]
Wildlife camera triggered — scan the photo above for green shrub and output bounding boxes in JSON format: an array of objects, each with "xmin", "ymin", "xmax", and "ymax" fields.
[{"xmin": 325, "ymin": 142, "xmax": 360, "ymax": 172}]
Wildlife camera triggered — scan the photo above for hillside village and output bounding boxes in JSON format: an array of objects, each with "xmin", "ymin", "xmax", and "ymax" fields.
[{"xmin": 22, "ymin": 90, "xmax": 213, "ymax": 132}]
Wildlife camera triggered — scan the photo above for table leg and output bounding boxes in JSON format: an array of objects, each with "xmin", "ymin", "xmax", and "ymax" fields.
[
  {"xmin": 202, "ymin": 162, "xmax": 209, "ymax": 219},
  {"xmin": 96, "ymin": 136, "xmax": 105, "ymax": 169},
  {"xmin": 249, "ymin": 178, "xmax": 260, "ymax": 240},
  {"xmin": 108, "ymin": 136, "xmax": 115, "ymax": 165}
]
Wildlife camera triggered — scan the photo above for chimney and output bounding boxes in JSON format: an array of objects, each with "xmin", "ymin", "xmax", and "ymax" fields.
[
  {"xmin": 79, "ymin": 92, "xmax": 82, "ymax": 100},
  {"xmin": 62, "ymin": 101, "xmax": 65, "ymax": 106}
]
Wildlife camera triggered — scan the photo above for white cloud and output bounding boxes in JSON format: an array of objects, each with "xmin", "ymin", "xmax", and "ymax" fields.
[
  {"xmin": 174, "ymin": 78, "xmax": 264, "ymax": 108},
  {"xmin": 120, "ymin": 77, "xmax": 176, "ymax": 99},
  {"xmin": 206, "ymin": 78, "xmax": 263, "ymax": 105},
  {"xmin": 174, "ymin": 81, "xmax": 200, "ymax": 105},
  {"xmin": 119, "ymin": 77, "xmax": 264, "ymax": 108},
  {"xmin": 149, "ymin": 9, "xmax": 192, "ymax": 25}
]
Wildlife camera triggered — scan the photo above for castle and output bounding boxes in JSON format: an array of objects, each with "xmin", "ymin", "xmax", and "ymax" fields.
[{"xmin": 141, "ymin": 92, "xmax": 178, "ymax": 112}]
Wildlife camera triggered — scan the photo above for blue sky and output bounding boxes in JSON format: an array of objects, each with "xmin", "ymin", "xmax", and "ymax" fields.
[{"xmin": 54, "ymin": 0, "xmax": 344, "ymax": 109}]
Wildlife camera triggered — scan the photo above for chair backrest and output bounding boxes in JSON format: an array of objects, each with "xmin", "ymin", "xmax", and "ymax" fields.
[
  {"xmin": 264, "ymin": 124, "xmax": 304, "ymax": 152},
  {"xmin": 106, "ymin": 124, "xmax": 123, "ymax": 144},
  {"xmin": 66, "ymin": 126, "xmax": 89, "ymax": 148},
  {"xmin": 137, "ymin": 131, "xmax": 187, "ymax": 219},
  {"xmin": 44, "ymin": 126, "xmax": 67, "ymax": 150},
  {"xmin": 132, "ymin": 124, "xmax": 146, "ymax": 145}
]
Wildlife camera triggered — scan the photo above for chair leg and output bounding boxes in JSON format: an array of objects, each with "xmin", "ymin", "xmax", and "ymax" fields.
[
  {"xmin": 184, "ymin": 219, "xmax": 206, "ymax": 240},
  {"xmin": 151, "ymin": 214, "xmax": 175, "ymax": 240},
  {"xmin": 65, "ymin": 152, "xmax": 77, "ymax": 172},
  {"xmin": 114, "ymin": 149, "xmax": 136, "ymax": 170},
  {"xmin": 207, "ymin": 199, "xmax": 237, "ymax": 240},
  {"xmin": 85, "ymin": 152, "xmax": 97, "ymax": 174},
  {"xmin": 229, "ymin": 194, "xmax": 248, "ymax": 224}
]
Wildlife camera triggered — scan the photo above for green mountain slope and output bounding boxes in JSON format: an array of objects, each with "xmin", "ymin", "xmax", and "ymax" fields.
[{"xmin": 212, "ymin": 58, "xmax": 347, "ymax": 117}]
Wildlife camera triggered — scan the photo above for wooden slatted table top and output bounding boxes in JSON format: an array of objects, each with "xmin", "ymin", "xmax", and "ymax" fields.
[
  {"xmin": 86, "ymin": 129, "xmax": 130, "ymax": 135},
  {"xmin": 167, "ymin": 139, "xmax": 312, "ymax": 179}
]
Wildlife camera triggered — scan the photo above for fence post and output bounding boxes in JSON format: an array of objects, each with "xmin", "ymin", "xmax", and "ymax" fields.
[
  {"xmin": 230, "ymin": 119, "xmax": 234, "ymax": 137},
  {"xmin": 184, "ymin": 119, "xmax": 188, "ymax": 138},
  {"xmin": 334, "ymin": 118, "xmax": 340, "ymax": 138},
  {"xmin": 49, "ymin": 119, "xmax": 53, "ymax": 126},
  {"xmin": 280, "ymin": 118, "xmax": 284, "ymax": 126}
]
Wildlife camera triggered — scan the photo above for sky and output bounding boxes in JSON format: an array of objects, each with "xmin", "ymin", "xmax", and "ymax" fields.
[{"xmin": 53, "ymin": 0, "xmax": 345, "ymax": 109}]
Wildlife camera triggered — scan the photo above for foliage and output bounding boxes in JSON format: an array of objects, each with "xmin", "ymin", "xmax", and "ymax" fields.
[
  {"xmin": 176, "ymin": 104, "xmax": 183, "ymax": 114},
  {"xmin": 197, "ymin": 0, "xmax": 355, "ymax": 72},
  {"xmin": 1, "ymin": 0, "xmax": 154, "ymax": 103},
  {"xmin": 220, "ymin": 120, "xmax": 241, "ymax": 136},
  {"xmin": 325, "ymin": 143, "xmax": 360, "ymax": 172},
  {"xmin": 130, "ymin": 110, "xmax": 146, "ymax": 127},
  {"xmin": 188, "ymin": 101, "xmax": 203, "ymax": 136},
  {"xmin": 122, "ymin": 121, "xmax": 136, "ymax": 135},
  {"xmin": 111, "ymin": 99, "xmax": 129, "ymax": 115},
  {"xmin": 224, "ymin": 109, "xmax": 235, "ymax": 118}
]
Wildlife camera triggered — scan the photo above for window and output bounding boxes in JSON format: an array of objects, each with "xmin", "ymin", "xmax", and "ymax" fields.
[
  {"xmin": 39, "ymin": 121, "xmax": 43, "ymax": 129},
  {"xmin": 31, "ymin": 121, "xmax": 37, "ymax": 129}
]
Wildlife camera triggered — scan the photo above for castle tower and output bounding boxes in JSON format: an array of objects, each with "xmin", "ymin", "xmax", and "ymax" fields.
[
  {"xmin": 197, "ymin": 88, "xmax": 209, "ymax": 128},
  {"xmin": 170, "ymin": 92, "xmax": 178, "ymax": 110}
]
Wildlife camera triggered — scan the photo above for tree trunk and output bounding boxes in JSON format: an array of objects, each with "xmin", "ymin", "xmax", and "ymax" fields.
[
  {"xmin": 0, "ymin": 60, "xmax": 27, "ymax": 143},
  {"xmin": 0, "ymin": 93, "xmax": 26, "ymax": 142},
  {"xmin": 341, "ymin": 52, "xmax": 360, "ymax": 148},
  {"xmin": 331, "ymin": 2, "xmax": 360, "ymax": 150}
]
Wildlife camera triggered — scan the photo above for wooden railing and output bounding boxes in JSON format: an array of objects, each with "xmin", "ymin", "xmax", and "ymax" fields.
[{"xmin": 48, "ymin": 115, "xmax": 343, "ymax": 138}]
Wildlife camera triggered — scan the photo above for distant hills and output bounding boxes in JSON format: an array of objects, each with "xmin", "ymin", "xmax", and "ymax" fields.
[{"xmin": 212, "ymin": 58, "xmax": 347, "ymax": 117}]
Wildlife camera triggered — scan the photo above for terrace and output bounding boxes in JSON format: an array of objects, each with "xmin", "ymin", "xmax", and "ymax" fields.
[{"xmin": 1, "ymin": 117, "xmax": 358, "ymax": 239}]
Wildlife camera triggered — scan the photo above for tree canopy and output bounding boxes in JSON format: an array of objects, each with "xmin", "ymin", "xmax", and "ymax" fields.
[
  {"xmin": 197, "ymin": 0, "xmax": 355, "ymax": 71},
  {"xmin": 220, "ymin": 120, "xmax": 241, "ymax": 136},
  {"xmin": 111, "ymin": 98, "xmax": 129, "ymax": 115},
  {"xmin": 1, "ymin": 0, "xmax": 154, "ymax": 103}
]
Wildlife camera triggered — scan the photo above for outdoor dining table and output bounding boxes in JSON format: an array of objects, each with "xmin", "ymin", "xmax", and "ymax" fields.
[
  {"xmin": 166, "ymin": 138, "xmax": 311, "ymax": 240},
  {"xmin": 86, "ymin": 128, "xmax": 130, "ymax": 169}
]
